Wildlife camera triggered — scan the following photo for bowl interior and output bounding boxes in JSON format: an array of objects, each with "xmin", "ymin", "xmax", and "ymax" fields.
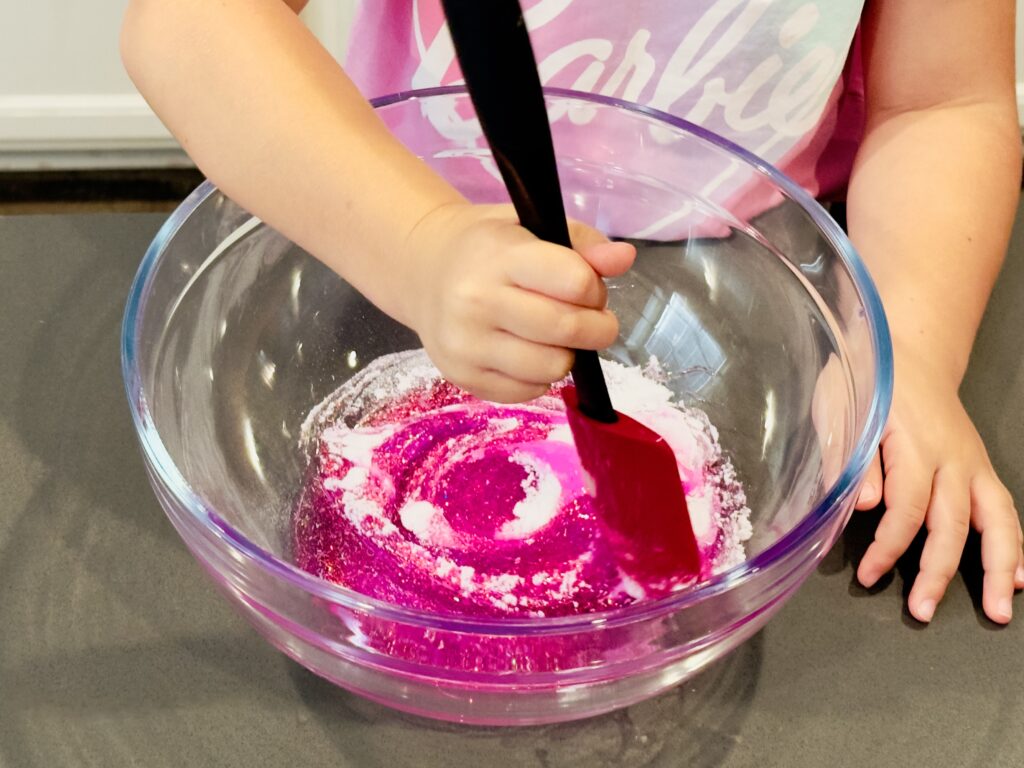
[{"xmin": 131, "ymin": 91, "xmax": 885, "ymax": 590}]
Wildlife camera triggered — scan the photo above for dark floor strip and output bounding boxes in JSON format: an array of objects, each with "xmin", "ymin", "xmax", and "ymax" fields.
[{"xmin": 0, "ymin": 168, "xmax": 205, "ymax": 205}]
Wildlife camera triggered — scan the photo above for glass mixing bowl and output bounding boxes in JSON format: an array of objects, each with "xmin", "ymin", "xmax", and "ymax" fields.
[{"xmin": 122, "ymin": 87, "xmax": 892, "ymax": 725}]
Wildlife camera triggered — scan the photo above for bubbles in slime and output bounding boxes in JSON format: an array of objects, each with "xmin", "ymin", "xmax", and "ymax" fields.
[{"xmin": 293, "ymin": 350, "xmax": 751, "ymax": 619}]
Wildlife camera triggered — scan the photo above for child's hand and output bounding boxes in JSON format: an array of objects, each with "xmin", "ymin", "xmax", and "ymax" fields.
[
  {"xmin": 854, "ymin": 340, "xmax": 1024, "ymax": 624},
  {"xmin": 397, "ymin": 202, "xmax": 636, "ymax": 403}
]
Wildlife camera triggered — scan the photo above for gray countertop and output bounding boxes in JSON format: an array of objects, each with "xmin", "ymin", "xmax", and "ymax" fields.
[{"xmin": 1, "ymin": 209, "xmax": 1022, "ymax": 768}]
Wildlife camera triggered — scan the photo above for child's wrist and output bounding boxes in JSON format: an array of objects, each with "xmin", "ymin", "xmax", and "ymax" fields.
[
  {"xmin": 889, "ymin": 329, "xmax": 969, "ymax": 392},
  {"xmin": 389, "ymin": 197, "xmax": 472, "ymax": 330}
]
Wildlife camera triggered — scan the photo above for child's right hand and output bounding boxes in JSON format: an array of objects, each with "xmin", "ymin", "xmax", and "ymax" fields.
[{"xmin": 396, "ymin": 203, "xmax": 636, "ymax": 403}]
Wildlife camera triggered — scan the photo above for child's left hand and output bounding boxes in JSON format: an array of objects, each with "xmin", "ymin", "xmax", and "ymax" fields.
[{"xmin": 854, "ymin": 339, "xmax": 1024, "ymax": 624}]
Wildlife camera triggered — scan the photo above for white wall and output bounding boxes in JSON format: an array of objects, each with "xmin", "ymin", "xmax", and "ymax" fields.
[
  {"xmin": 0, "ymin": 0, "xmax": 356, "ymax": 170},
  {"xmin": 0, "ymin": 1, "xmax": 1021, "ymax": 170}
]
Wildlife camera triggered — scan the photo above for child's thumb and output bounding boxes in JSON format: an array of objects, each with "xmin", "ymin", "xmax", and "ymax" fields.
[
  {"xmin": 566, "ymin": 219, "xmax": 637, "ymax": 277},
  {"xmin": 566, "ymin": 218, "xmax": 610, "ymax": 251}
]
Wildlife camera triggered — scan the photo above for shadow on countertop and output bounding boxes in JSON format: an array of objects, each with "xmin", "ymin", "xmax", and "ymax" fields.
[{"xmin": 290, "ymin": 632, "xmax": 763, "ymax": 768}]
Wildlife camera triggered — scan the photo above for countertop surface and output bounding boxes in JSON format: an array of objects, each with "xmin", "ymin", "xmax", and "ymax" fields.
[{"xmin": 1, "ymin": 210, "xmax": 1022, "ymax": 768}]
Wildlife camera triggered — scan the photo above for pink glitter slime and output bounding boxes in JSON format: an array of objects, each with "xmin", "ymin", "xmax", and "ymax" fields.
[{"xmin": 293, "ymin": 351, "xmax": 752, "ymax": 623}]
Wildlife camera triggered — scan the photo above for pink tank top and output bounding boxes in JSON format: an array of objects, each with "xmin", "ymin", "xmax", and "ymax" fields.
[{"xmin": 346, "ymin": 0, "xmax": 865, "ymax": 230}]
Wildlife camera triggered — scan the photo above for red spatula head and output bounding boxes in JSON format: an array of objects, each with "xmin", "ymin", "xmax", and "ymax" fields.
[{"xmin": 561, "ymin": 385, "xmax": 701, "ymax": 582}]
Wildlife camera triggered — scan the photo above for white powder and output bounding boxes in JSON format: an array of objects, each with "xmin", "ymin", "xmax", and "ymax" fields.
[
  {"xmin": 483, "ymin": 573, "xmax": 525, "ymax": 594},
  {"xmin": 330, "ymin": 428, "xmax": 391, "ymax": 468},
  {"xmin": 546, "ymin": 423, "xmax": 574, "ymax": 444},
  {"xmin": 458, "ymin": 565, "xmax": 476, "ymax": 593},
  {"xmin": 435, "ymin": 557, "xmax": 457, "ymax": 578},
  {"xmin": 686, "ymin": 488, "xmax": 714, "ymax": 543},
  {"xmin": 496, "ymin": 452, "xmax": 563, "ymax": 540},
  {"xmin": 307, "ymin": 348, "xmax": 754, "ymax": 608},
  {"xmin": 399, "ymin": 500, "xmax": 437, "ymax": 540},
  {"xmin": 600, "ymin": 358, "xmax": 674, "ymax": 416},
  {"xmin": 398, "ymin": 499, "xmax": 461, "ymax": 547},
  {"xmin": 557, "ymin": 569, "xmax": 579, "ymax": 598},
  {"xmin": 619, "ymin": 575, "xmax": 646, "ymax": 600},
  {"xmin": 339, "ymin": 466, "xmax": 369, "ymax": 492},
  {"xmin": 489, "ymin": 416, "xmax": 520, "ymax": 433}
]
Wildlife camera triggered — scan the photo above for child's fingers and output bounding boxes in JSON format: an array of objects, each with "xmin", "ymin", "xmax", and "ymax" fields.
[
  {"xmin": 507, "ymin": 244, "xmax": 607, "ymax": 308},
  {"xmin": 855, "ymin": 450, "xmax": 884, "ymax": 510},
  {"xmin": 565, "ymin": 218, "xmax": 637, "ymax": 276},
  {"xmin": 971, "ymin": 473, "xmax": 1022, "ymax": 623},
  {"xmin": 857, "ymin": 441, "xmax": 933, "ymax": 588},
  {"xmin": 906, "ymin": 469, "xmax": 970, "ymax": 623},
  {"xmin": 451, "ymin": 364, "xmax": 551, "ymax": 404},
  {"xmin": 980, "ymin": 524, "xmax": 1018, "ymax": 624},
  {"xmin": 492, "ymin": 287, "xmax": 619, "ymax": 350},
  {"xmin": 566, "ymin": 219, "xmax": 611, "ymax": 251},
  {"xmin": 478, "ymin": 331, "xmax": 575, "ymax": 387},
  {"xmin": 577, "ymin": 241, "xmax": 637, "ymax": 278}
]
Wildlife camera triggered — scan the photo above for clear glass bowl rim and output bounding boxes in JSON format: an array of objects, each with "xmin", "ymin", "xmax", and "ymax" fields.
[{"xmin": 121, "ymin": 85, "xmax": 894, "ymax": 635}]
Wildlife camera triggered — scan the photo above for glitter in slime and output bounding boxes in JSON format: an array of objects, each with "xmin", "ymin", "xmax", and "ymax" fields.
[{"xmin": 293, "ymin": 350, "xmax": 752, "ymax": 621}]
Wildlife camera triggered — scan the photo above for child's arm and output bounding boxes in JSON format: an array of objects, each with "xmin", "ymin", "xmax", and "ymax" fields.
[
  {"xmin": 846, "ymin": 0, "xmax": 1024, "ymax": 623},
  {"xmin": 121, "ymin": 0, "xmax": 634, "ymax": 403}
]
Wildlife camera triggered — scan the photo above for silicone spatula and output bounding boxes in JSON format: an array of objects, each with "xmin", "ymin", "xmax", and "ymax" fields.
[{"xmin": 440, "ymin": 0, "xmax": 701, "ymax": 581}]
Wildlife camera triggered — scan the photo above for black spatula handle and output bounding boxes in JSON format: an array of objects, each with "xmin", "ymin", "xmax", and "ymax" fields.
[{"xmin": 440, "ymin": 0, "xmax": 616, "ymax": 423}]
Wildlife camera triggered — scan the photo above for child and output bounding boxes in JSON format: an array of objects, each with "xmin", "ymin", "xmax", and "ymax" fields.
[{"xmin": 120, "ymin": 0, "xmax": 1024, "ymax": 624}]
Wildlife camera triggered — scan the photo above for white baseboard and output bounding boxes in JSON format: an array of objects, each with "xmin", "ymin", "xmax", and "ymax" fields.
[{"xmin": 0, "ymin": 93, "xmax": 190, "ymax": 170}]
